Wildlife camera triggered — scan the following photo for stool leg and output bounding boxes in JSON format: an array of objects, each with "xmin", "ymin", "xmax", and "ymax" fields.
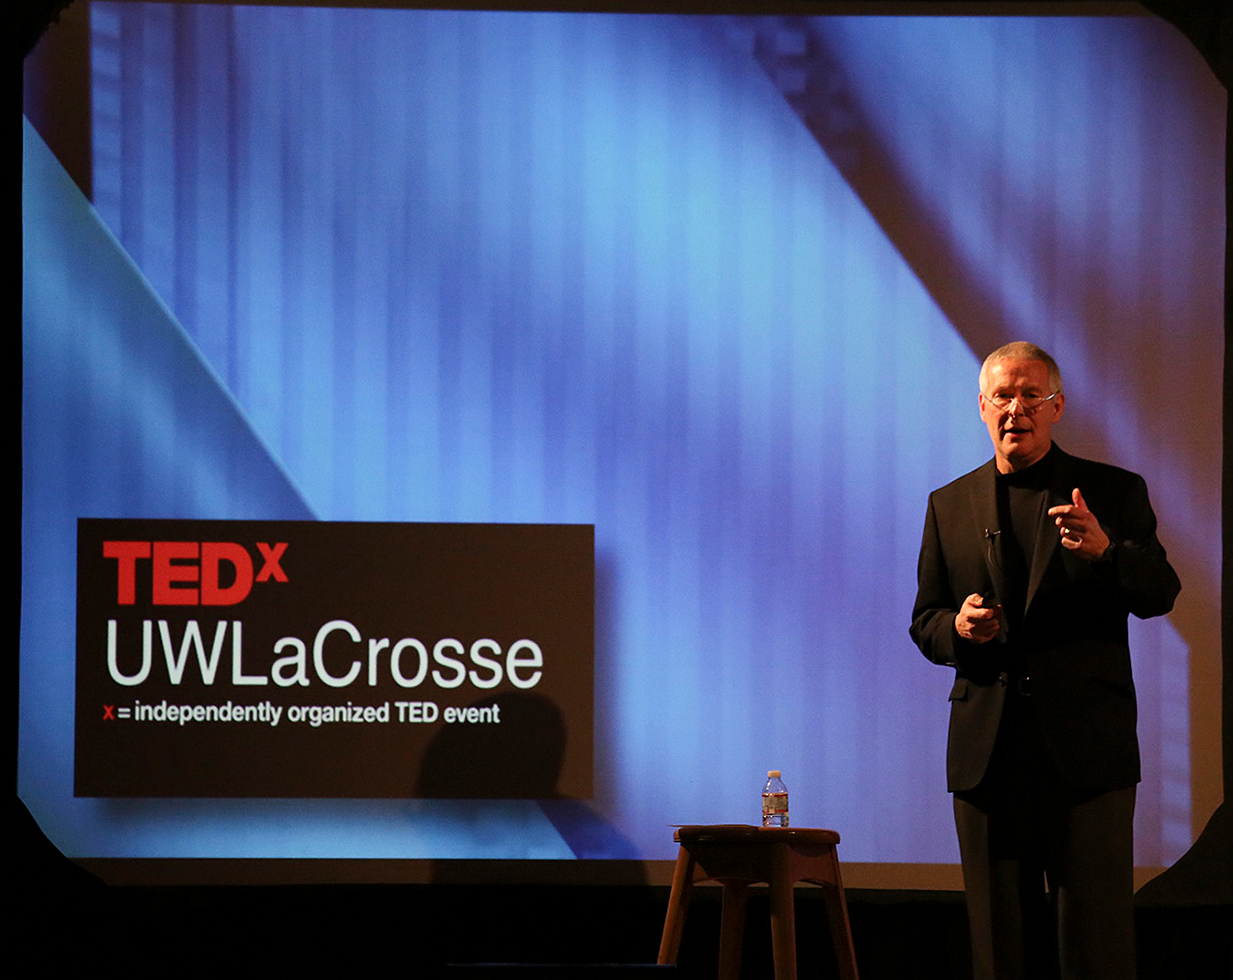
[
  {"xmin": 768, "ymin": 859, "xmax": 798, "ymax": 980},
  {"xmin": 718, "ymin": 881, "xmax": 749, "ymax": 980},
  {"xmin": 657, "ymin": 847, "xmax": 696, "ymax": 964},
  {"xmin": 821, "ymin": 854, "xmax": 859, "ymax": 980}
]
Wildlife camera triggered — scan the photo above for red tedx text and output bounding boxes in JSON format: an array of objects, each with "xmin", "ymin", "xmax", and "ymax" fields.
[{"xmin": 102, "ymin": 541, "xmax": 288, "ymax": 606}]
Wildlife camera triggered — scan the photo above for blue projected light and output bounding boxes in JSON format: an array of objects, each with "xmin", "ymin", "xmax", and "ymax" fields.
[{"xmin": 20, "ymin": 5, "xmax": 1221, "ymax": 873}]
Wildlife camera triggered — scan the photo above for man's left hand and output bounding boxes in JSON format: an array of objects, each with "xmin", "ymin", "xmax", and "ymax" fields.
[{"xmin": 1047, "ymin": 487, "xmax": 1111, "ymax": 560}]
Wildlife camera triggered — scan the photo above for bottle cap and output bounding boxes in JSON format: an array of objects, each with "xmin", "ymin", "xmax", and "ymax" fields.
[{"xmin": 767, "ymin": 770, "xmax": 781, "ymax": 778}]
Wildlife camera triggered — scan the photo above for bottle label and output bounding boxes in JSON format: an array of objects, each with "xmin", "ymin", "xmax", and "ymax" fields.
[{"xmin": 762, "ymin": 792, "xmax": 788, "ymax": 815}]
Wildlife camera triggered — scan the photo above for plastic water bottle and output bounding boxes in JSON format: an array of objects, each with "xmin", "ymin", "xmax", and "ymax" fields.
[{"xmin": 761, "ymin": 770, "xmax": 789, "ymax": 827}]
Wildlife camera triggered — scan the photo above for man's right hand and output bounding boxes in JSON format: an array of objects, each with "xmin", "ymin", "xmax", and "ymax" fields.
[{"xmin": 955, "ymin": 593, "xmax": 1001, "ymax": 644}]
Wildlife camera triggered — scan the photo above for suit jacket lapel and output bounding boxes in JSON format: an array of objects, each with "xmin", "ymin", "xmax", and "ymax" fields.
[
  {"xmin": 968, "ymin": 459, "xmax": 1006, "ymax": 606},
  {"xmin": 1025, "ymin": 446, "xmax": 1071, "ymax": 615}
]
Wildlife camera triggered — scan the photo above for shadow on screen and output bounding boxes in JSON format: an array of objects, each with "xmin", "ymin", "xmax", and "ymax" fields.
[{"xmin": 415, "ymin": 691, "xmax": 642, "ymax": 874}]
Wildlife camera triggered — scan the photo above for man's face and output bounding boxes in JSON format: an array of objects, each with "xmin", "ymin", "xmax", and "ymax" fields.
[{"xmin": 979, "ymin": 357, "xmax": 1064, "ymax": 473}]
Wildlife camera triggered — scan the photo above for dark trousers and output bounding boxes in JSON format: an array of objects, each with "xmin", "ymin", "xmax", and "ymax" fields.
[{"xmin": 953, "ymin": 691, "xmax": 1137, "ymax": 980}]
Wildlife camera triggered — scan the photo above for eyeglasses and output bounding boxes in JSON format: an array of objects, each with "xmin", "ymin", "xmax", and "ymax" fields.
[{"xmin": 982, "ymin": 390, "xmax": 1059, "ymax": 413}]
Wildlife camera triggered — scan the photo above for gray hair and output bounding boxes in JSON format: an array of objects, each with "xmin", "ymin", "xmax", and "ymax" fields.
[{"xmin": 979, "ymin": 341, "xmax": 1063, "ymax": 395}]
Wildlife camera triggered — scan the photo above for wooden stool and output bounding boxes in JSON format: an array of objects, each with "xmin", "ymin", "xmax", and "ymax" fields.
[{"xmin": 656, "ymin": 825, "xmax": 859, "ymax": 980}]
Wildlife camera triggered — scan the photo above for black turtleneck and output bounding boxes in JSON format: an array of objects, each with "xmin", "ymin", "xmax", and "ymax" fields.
[{"xmin": 995, "ymin": 446, "xmax": 1056, "ymax": 637}]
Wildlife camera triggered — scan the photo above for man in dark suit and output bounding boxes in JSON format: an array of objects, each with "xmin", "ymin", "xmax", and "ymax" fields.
[{"xmin": 910, "ymin": 341, "xmax": 1180, "ymax": 980}]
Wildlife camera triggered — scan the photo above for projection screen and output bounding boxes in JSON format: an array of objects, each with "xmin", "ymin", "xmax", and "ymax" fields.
[{"xmin": 20, "ymin": 1, "xmax": 1225, "ymax": 886}]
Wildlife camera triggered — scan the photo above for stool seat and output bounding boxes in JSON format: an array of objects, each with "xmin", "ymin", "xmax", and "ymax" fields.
[
  {"xmin": 675, "ymin": 824, "xmax": 841, "ymax": 846},
  {"xmin": 657, "ymin": 824, "xmax": 859, "ymax": 980}
]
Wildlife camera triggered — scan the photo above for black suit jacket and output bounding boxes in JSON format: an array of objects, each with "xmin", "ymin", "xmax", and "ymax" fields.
[{"xmin": 910, "ymin": 445, "xmax": 1180, "ymax": 794}]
